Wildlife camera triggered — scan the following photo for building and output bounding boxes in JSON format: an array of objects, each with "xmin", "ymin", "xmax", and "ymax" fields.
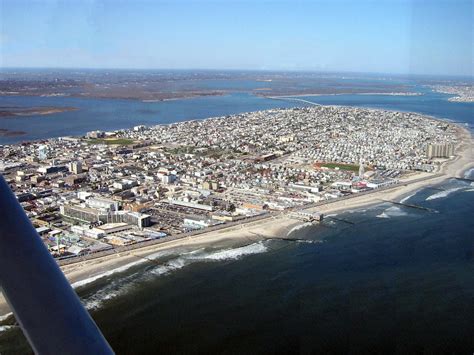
[
  {"xmin": 65, "ymin": 174, "xmax": 87, "ymax": 186},
  {"xmin": 122, "ymin": 212, "xmax": 152, "ymax": 229},
  {"xmin": 331, "ymin": 181, "xmax": 353, "ymax": 191},
  {"xmin": 60, "ymin": 205, "xmax": 100, "ymax": 223},
  {"xmin": 183, "ymin": 217, "xmax": 213, "ymax": 230},
  {"xmin": 426, "ymin": 143, "xmax": 454, "ymax": 158},
  {"xmin": 133, "ymin": 125, "xmax": 146, "ymax": 132},
  {"xmin": 358, "ymin": 161, "xmax": 365, "ymax": 179},
  {"xmin": 86, "ymin": 197, "xmax": 119, "ymax": 212},
  {"xmin": 61, "ymin": 204, "xmax": 151, "ymax": 229},
  {"xmin": 38, "ymin": 145, "xmax": 48, "ymax": 160},
  {"xmin": 37, "ymin": 165, "xmax": 68, "ymax": 175},
  {"xmin": 86, "ymin": 130, "xmax": 105, "ymax": 139},
  {"xmin": 68, "ymin": 161, "xmax": 83, "ymax": 174},
  {"xmin": 167, "ymin": 199, "xmax": 214, "ymax": 211},
  {"xmin": 96, "ymin": 222, "xmax": 132, "ymax": 235}
]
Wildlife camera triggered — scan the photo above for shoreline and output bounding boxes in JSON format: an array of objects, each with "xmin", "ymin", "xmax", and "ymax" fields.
[
  {"xmin": 0, "ymin": 123, "xmax": 472, "ymax": 321},
  {"xmin": 0, "ymin": 106, "xmax": 78, "ymax": 118},
  {"xmin": 262, "ymin": 92, "xmax": 423, "ymax": 98}
]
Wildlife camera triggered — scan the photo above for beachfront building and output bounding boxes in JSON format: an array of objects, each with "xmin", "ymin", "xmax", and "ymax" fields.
[{"xmin": 426, "ymin": 143, "xmax": 455, "ymax": 158}]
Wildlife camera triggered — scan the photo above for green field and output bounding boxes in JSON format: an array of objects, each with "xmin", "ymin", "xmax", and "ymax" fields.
[
  {"xmin": 86, "ymin": 138, "xmax": 135, "ymax": 145},
  {"xmin": 320, "ymin": 162, "xmax": 360, "ymax": 172}
]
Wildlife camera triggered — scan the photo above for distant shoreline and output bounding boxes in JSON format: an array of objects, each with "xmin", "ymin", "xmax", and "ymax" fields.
[
  {"xmin": 0, "ymin": 91, "xmax": 227, "ymax": 102},
  {"xmin": 0, "ymin": 106, "xmax": 78, "ymax": 118},
  {"xmin": 263, "ymin": 91, "xmax": 423, "ymax": 98},
  {"xmin": 0, "ymin": 128, "xmax": 26, "ymax": 137}
]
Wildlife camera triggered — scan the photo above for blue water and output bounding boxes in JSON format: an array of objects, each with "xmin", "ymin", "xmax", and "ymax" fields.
[{"xmin": 1, "ymin": 85, "xmax": 473, "ymax": 145}]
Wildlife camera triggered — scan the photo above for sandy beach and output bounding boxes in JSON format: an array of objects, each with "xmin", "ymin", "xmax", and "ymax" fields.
[{"xmin": 0, "ymin": 126, "xmax": 472, "ymax": 320}]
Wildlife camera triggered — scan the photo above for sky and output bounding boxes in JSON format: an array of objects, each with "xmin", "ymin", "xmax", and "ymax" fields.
[{"xmin": 0, "ymin": 0, "xmax": 472, "ymax": 76}]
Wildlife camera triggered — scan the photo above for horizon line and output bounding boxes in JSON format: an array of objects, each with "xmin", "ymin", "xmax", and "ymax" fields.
[{"xmin": 1, "ymin": 66, "xmax": 472, "ymax": 79}]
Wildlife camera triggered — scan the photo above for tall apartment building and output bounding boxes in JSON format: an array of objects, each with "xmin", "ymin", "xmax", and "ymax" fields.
[
  {"xmin": 60, "ymin": 204, "xmax": 151, "ymax": 229},
  {"xmin": 426, "ymin": 143, "xmax": 454, "ymax": 158},
  {"xmin": 68, "ymin": 161, "xmax": 83, "ymax": 174}
]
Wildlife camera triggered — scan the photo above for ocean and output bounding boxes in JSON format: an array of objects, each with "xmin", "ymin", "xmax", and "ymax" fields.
[{"xmin": 0, "ymin": 80, "xmax": 473, "ymax": 354}]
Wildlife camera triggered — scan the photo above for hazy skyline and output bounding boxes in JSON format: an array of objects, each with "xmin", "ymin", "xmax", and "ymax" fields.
[{"xmin": 1, "ymin": 0, "xmax": 473, "ymax": 76}]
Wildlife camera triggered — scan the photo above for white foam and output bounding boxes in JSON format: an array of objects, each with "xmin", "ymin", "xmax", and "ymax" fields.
[
  {"xmin": 384, "ymin": 206, "xmax": 408, "ymax": 217},
  {"xmin": 150, "ymin": 257, "xmax": 189, "ymax": 276},
  {"xmin": 400, "ymin": 193, "xmax": 415, "ymax": 204},
  {"xmin": 426, "ymin": 187, "xmax": 464, "ymax": 201},
  {"xmin": 72, "ymin": 249, "xmax": 182, "ymax": 289},
  {"xmin": 463, "ymin": 168, "xmax": 474, "ymax": 179},
  {"xmin": 0, "ymin": 312, "xmax": 13, "ymax": 322},
  {"xmin": 0, "ymin": 325, "xmax": 14, "ymax": 333},
  {"xmin": 199, "ymin": 242, "xmax": 267, "ymax": 261},
  {"xmin": 295, "ymin": 239, "xmax": 323, "ymax": 244},
  {"xmin": 71, "ymin": 258, "xmax": 147, "ymax": 289},
  {"xmin": 465, "ymin": 188, "xmax": 474, "ymax": 192},
  {"xmin": 287, "ymin": 222, "xmax": 312, "ymax": 236},
  {"xmin": 81, "ymin": 242, "xmax": 269, "ymax": 310},
  {"xmin": 83, "ymin": 272, "xmax": 140, "ymax": 310},
  {"xmin": 376, "ymin": 212, "xmax": 390, "ymax": 219}
]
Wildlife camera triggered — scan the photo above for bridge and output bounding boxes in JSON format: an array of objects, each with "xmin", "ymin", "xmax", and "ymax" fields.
[{"xmin": 266, "ymin": 96, "xmax": 322, "ymax": 106}]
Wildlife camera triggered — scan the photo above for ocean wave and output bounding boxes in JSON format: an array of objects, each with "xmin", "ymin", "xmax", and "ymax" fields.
[
  {"xmin": 384, "ymin": 206, "xmax": 408, "ymax": 217},
  {"xmin": 72, "ymin": 249, "xmax": 181, "ymax": 289},
  {"xmin": 199, "ymin": 242, "xmax": 267, "ymax": 261},
  {"xmin": 376, "ymin": 212, "xmax": 390, "ymax": 218},
  {"xmin": 150, "ymin": 257, "xmax": 189, "ymax": 276},
  {"xmin": 399, "ymin": 193, "xmax": 416, "ymax": 204},
  {"xmin": 71, "ymin": 258, "xmax": 148, "ymax": 289},
  {"xmin": 81, "ymin": 242, "xmax": 268, "ymax": 310},
  {"xmin": 464, "ymin": 168, "xmax": 474, "ymax": 179},
  {"xmin": 0, "ymin": 325, "xmax": 15, "ymax": 334},
  {"xmin": 287, "ymin": 222, "xmax": 313, "ymax": 236},
  {"xmin": 295, "ymin": 239, "xmax": 323, "ymax": 244},
  {"xmin": 0, "ymin": 312, "xmax": 13, "ymax": 323},
  {"xmin": 82, "ymin": 270, "xmax": 143, "ymax": 310},
  {"xmin": 426, "ymin": 187, "xmax": 464, "ymax": 201}
]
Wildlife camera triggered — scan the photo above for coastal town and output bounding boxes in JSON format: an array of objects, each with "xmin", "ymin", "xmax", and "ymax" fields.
[
  {"xmin": 431, "ymin": 84, "xmax": 474, "ymax": 102},
  {"xmin": 0, "ymin": 106, "xmax": 460, "ymax": 260}
]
